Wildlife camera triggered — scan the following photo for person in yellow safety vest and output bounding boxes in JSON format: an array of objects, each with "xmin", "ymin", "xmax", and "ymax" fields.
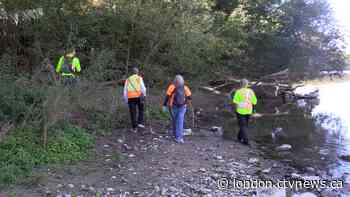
[
  {"xmin": 233, "ymin": 78, "xmax": 257, "ymax": 145},
  {"xmin": 123, "ymin": 67, "xmax": 147, "ymax": 132},
  {"xmin": 56, "ymin": 48, "xmax": 81, "ymax": 86}
]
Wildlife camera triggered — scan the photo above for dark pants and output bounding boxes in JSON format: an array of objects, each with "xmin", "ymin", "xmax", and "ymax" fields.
[
  {"xmin": 236, "ymin": 113, "xmax": 250, "ymax": 144},
  {"xmin": 62, "ymin": 76, "xmax": 78, "ymax": 87},
  {"xmin": 128, "ymin": 97, "xmax": 144, "ymax": 129}
]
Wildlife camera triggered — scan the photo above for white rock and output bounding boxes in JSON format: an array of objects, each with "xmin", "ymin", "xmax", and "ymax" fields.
[
  {"xmin": 257, "ymin": 188, "xmax": 286, "ymax": 197},
  {"xmin": 306, "ymin": 167, "xmax": 315, "ymax": 173},
  {"xmin": 103, "ymin": 144, "xmax": 110, "ymax": 148},
  {"xmin": 262, "ymin": 168, "xmax": 271, "ymax": 174},
  {"xmin": 129, "ymin": 154, "xmax": 135, "ymax": 158},
  {"xmin": 67, "ymin": 184, "xmax": 74, "ymax": 188},
  {"xmin": 275, "ymin": 144, "xmax": 292, "ymax": 151},
  {"xmin": 248, "ymin": 158, "xmax": 259, "ymax": 164},
  {"xmin": 214, "ymin": 155, "xmax": 223, "ymax": 160},
  {"xmin": 184, "ymin": 128, "xmax": 193, "ymax": 136},
  {"xmin": 107, "ymin": 188, "xmax": 115, "ymax": 192},
  {"xmin": 292, "ymin": 192, "xmax": 318, "ymax": 197}
]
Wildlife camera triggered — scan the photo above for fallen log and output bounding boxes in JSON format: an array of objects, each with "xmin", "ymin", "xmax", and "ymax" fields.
[
  {"xmin": 200, "ymin": 86, "xmax": 222, "ymax": 95},
  {"xmin": 251, "ymin": 112, "xmax": 290, "ymax": 118}
]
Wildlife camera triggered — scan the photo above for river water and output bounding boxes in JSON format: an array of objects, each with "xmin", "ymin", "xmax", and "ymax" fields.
[{"xmin": 252, "ymin": 76, "xmax": 350, "ymax": 182}]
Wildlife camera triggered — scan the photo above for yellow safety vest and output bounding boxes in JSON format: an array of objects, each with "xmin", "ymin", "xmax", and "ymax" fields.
[
  {"xmin": 126, "ymin": 74, "xmax": 142, "ymax": 98},
  {"xmin": 233, "ymin": 88, "xmax": 257, "ymax": 115}
]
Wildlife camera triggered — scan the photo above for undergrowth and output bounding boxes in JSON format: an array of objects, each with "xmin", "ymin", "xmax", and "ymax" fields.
[{"xmin": 0, "ymin": 124, "xmax": 94, "ymax": 187}]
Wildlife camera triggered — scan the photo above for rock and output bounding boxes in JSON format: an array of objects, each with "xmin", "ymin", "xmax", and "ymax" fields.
[
  {"xmin": 257, "ymin": 188, "xmax": 286, "ymax": 197},
  {"xmin": 199, "ymin": 168, "xmax": 207, "ymax": 173},
  {"xmin": 339, "ymin": 155, "xmax": 350, "ymax": 162},
  {"xmin": 214, "ymin": 155, "xmax": 223, "ymax": 160},
  {"xmin": 275, "ymin": 144, "xmax": 292, "ymax": 151},
  {"xmin": 117, "ymin": 139, "xmax": 124, "ymax": 143},
  {"xmin": 342, "ymin": 173, "xmax": 350, "ymax": 184},
  {"xmin": 154, "ymin": 185, "xmax": 160, "ymax": 192},
  {"xmin": 262, "ymin": 167, "xmax": 271, "ymax": 174},
  {"xmin": 103, "ymin": 144, "xmax": 110, "ymax": 148},
  {"xmin": 292, "ymin": 192, "xmax": 317, "ymax": 197},
  {"xmin": 106, "ymin": 188, "xmax": 115, "ymax": 192},
  {"xmin": 306, "ymin": 167, "xmax": 315, "ymax": 173},
  {"xmin": 319, "ymin": 149, "xmax": 329, "ymax": 155},
  {"xmin": 45, "ymin": 190, "xmax": 52, "ymax": 195},
  {"xmin": 111, "ymin": 176, "xmax": 117, "ymax": 179},
  {"xmin": 161, "ymin": 188, "xmax": 168, "ymax": 195},
  {"xmin": 302, "ymin": 175, "xmax": 320, "ymax": 181},
  {"xmin": 89, "ymin": 186, "xmax": 96, "ymax": 192},
  {"xmin": 184, "ymin": 128, "xmax": 193, "ymax": 136},
  {"xmin": 81, "ymin": 184, "xmax": 88, "ymax": 191},
  {"xmin": 248, "ymin": 158, "xmax": 259, "ymax": 164},
  {"xmin": 291, "ymin": 173, "xmax": 320, "ymax": 181},
  {"xmin": 123, "ymin": 144, "xmax": 132, "ymax": 150},
  {"xmin": 210, "ymin": 126, "xmax": 223, "ymax": 135},
  {"xmin": 128, "ymin": 154, "xmax": 135, "ymax": 158},
  {"xmin": 320, "ymin": 189, "xmax": 339, "ymax": 197},
  {"xmin": 67, "ymin": 184, "xmax": 74, "ymax": 189},
  {"xmin": 57, "ymin": 184, "xmax": 64, "ymax": 188}
]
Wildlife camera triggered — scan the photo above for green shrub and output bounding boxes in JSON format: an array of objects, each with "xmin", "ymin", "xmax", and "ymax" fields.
[
  {"xmin": 0, "ymin": 124, "xmax": 94, "ymax": 187},
  {"xmin": 0, "ymin": 81, "xmax": 44, "ymax": 123}
]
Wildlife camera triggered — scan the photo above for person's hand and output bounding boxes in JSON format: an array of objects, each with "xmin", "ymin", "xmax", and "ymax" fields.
[{"xmin": 162, "ymin": 106, "xmax": 168, "ymax": 113}]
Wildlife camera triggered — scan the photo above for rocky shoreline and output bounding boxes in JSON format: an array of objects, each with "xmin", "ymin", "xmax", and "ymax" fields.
[{"xmin": 2, "ymin": 127, "xmax": 347, "ymax": 197}]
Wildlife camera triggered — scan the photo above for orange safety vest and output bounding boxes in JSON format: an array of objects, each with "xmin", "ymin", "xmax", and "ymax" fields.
[
  {"xmin": 126, "ymin": 74, "xmax": 142, "ymax": 98},
  {"xmin": 166, "ymin": 84, "xmax": 191, "ymax": 107}
]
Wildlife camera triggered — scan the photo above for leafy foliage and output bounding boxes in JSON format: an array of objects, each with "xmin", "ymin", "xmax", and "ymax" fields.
[
  {"xmin": 0, "ymin": 0, "xmax": 346, "ymax": 81},
  {"xmin": 0, "ymin": 124, "xmax": 94, "ymax": 186},
  {"xmin": 0, "ymin": 80, "xmax": 44, "ymax": 123}
]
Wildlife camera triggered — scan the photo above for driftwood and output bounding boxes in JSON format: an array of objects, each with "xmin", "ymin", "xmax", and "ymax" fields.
[
  {"xmin": 200, "ymin": 86, "xmax": 222, "ymax": 95},
  {"xmin": 203, "ymin": 68, "xmax": 317, "ymax": 102}
]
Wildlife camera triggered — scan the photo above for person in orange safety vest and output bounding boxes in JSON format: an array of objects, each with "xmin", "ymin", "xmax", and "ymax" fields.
[{"xmin": 123, "ymin": 67, "xmax": 147, "ymax": 132}]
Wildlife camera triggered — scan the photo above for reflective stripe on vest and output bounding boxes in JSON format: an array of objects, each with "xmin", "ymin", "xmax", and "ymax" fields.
[
  {"xmin": 237, "ymin": 89, "xmax": 253, "ymax": 114},
  {"xmin": 127, "ymin": 75, "xmax": 142, "ymax": 98}
]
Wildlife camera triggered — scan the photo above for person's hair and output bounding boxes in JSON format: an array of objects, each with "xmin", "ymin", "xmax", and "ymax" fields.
[
  {"xmin": 65, "ymin": 48, "xmax": 76, "ymax": 55},
  {"xmin": 173, "ymin": 75, "xmax": 184, "ymax": 87},
  {"xmin": 241, "ymin": 78, "xmax": 249, "ymax": 88},
  {"xmin": 132, "ymin": 67, "xmax": 139, "ymax": 74}
]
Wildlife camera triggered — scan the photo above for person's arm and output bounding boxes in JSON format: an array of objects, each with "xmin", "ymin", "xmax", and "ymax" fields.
[
  {"xmin": 163, "ymin": 85, "xmax": 175, "ymax": 106},
  {"xmin": 233, "ymin": 90, "xmax": 241, "ymax": 105},
  {"xmin": 140, "ymin": 77, "xmax": 146, "ymax": 97},
  {"xmin": 56, "ymin": 56, "xmax": 64, "ymax": 73},
  {"xmin": 185, "ymin": 86, "xmax": 192, "ymax": 104},
  {"xmin": 123, "ymin": 80, "xmax": 128, "ymax": 104},
  {"xmin": 72, "ymin": 57, "xmax": 81, "ymax": 73}
]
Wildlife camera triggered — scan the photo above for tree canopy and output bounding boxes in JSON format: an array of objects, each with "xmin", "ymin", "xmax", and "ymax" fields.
[{"xmin": 0, "ymin": 0, "xmax": 347, "ymax": 82}]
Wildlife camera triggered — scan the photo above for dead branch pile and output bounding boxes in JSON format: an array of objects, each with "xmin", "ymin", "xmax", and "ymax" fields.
[{"xmin": 201, "ymin": 69, "xmax": 319, "ymax": 101}]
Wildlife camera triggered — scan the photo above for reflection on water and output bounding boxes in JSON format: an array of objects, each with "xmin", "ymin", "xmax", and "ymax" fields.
[
  {"xmin": 312, "ymin": 81, "xmax": 350, "ymax": 177},
  {"xmin": 253, "ymin": 79, "xmax": 350, "ymax": 179}
]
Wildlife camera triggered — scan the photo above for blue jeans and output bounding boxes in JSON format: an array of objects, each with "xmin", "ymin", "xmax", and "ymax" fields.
[{"xmin": 171, "ymin": 105, "xmax": 187, "ymax": 140}]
